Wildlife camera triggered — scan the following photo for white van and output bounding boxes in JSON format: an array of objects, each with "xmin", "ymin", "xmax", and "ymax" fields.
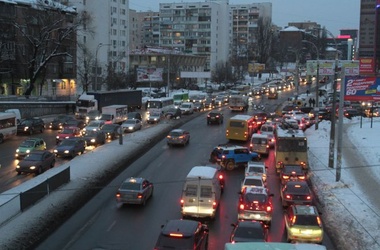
[
  {"xmin": 250, "ymin": 134, "xmax": 270, "ymax": 155},
  {"xmin": 5, "ymin": 109, "xmax": 21, "ymax": 124},
  {"xmin": 180, "ymin": 102, "xmax": 194, "ymax": 115},
  {"xmin": 181, "ymin": 166, "xmax": 224, "ymax": 219}
]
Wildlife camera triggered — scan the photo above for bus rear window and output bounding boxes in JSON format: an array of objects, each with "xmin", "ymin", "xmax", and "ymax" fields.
[{"xmin": 230, "ymin": 121, "xmax": 245, "ymax": 128}]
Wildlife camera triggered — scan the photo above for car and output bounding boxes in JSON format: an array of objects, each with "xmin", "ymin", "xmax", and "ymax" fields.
[
  {"xmin": 281, "ymin": 118, "xmax": 299, "ymax": 130},
  {"xmin": 53, "ymin": 138, "xmax": 86, "ymax": 158},
  {"xmin": 127, "ymin": 112, "xmax": 142, "ymax": 121},
  {"xmin": 282, "ymin": 105, "xmax": 299, "ymax": 115},
  {"xmin": 164, "ymin": 107, "xmax": 182, "ymax": 119},
  {"xmin": 280, "ymin": 165, "xmax": 307, "ymax": 185},
  {"xmin": 241, "ymin": 175, "xmax": 265, "ymax": 191},
  {"xmin": 147, "ymin": 111, "xmax": 161, "ymax": 124},
  {"xmin": 15, "ymin": 138, "xmax": 47, "ymax": 159},
  {"xmin": 154, "ymin": 219, "xmax": 209, "ymax": 250},
  {"xmin": 244, "ymin": 161, "xmax": 267, "ymax": 182},
  {"xmin": 85, "ymin": 110, "xmax": 102, "ymax": 124},
  {"xmin": 48, "ymin": 115, "xmax": 75, "ymax": 130},
  {"xmin": 121, "ymin": 119, "xmax": 142, "ymax": 132},
  {"xmin": 82, "ymin": 130, "xmax": 106, "ymax": 146},
  {"xmin": 204, "ymin": 97, "xmax": 215, "ymax": 109},
  {"xmin": 193, "ymin": 101, "xmax": 205, "ymax": 112},
  {"xmin": 207, "ymin": 111, "xmax": 224, "ymax": 125},
  {"xmin": 116, "ymin": 177, "xmax": 153, "ymax": 206},
  {"xmin": 16, "ymin": 150, "xmax": 55, "ymax": 175},
  {"xmin": 55, "ymin": 126, "xmax": 81, "ymax": 144},
  {"xmin": 214, "ymin": 96, "xmax": 224, "ymax": 106},
  {"xmin": 259, "ymin": 124, "xmax": 276, "ymax": 136},
  {"xmin": 230, "ymin": 220, "xmax": 268, "ymax": 243},
  {"xmin": 266, "ymin": 134, "xmax": 275, "ymax": 148},
  {"xmin": 209, "ymin": 145, "xmax": 260, "ymax": 170},
  {"xmin": 82, "ymin": 120, "xmax": 105, "ymax": 134},
  {"xmin": 166, "ymin": 129, "xmax": 190, "ymax": 146},
  {"xmin": 63, "ymin": 119, "xmax": 86, "ymax": 130},
  {"xmin": 100, "ymin": 123, "xmax": 120, "ymax": 140},
  {"xmin": 17, "ymin": 117, "xmax": 45, "ymax": 135},
  {"xmin": 237, "ymin": 187, "xmax": 273, "ymax": 225},
  {"xmin": 340, "ymin": 108, "xmax": 363, "ymax": 119},
  {"xmin": 284, "ymin": 205, "xmax": 323, "ymax": 244},
  {"xmin": 280, "ymin": 181, "xmax": 313, "ymax": 207},
  {"xmin": 180, "ymin": 102, "xmax": 195, "ymax": 115}
]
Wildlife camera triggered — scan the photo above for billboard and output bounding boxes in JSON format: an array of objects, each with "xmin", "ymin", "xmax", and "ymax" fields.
[
  {"xmin": 344, "ymin": 76, "xmax": 380, "ymax": 101},
  {"xmin": 359, "ymin": 57, "xmax": 375, "ymax": 74},
  {"xmin": 136, "ymin": 67, "xmax": 163, "ymax": 82},
  {"xmin": 180, "ymin": 71, "xmax": 211, "ymax": 78},
  {"xmin": 306, "ymin": 60, "xmax": 359, "ymax": 76}
]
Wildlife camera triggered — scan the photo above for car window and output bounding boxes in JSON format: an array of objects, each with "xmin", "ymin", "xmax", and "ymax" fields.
[
  {"xmin": 200, "ymin": 186, "xmax": 212, "ymax": 198},
  {"xmin": 156, "ymin": 235, "xmax": 194, "ymax": 249},
  {"xmin": 185, "ymin": 184, "xmax": 197, "ymax": 196},
  {"xmin": 244, "ymin": 193, "xmax": 267, "ymax": 203},
  {"xmin": 243, "ymin": 178, "xmax": 262, "ymax": 186},
  {"xmin": 120, "ymin": 182, "xmax": 141, "ymax": 190},
  {"xmin": 295, "ymin": 215, "xmax": 319, "ymax": 226},
  {"xmin": 248, "ymin": 166, "xmax": 263, "ymax": 174}
]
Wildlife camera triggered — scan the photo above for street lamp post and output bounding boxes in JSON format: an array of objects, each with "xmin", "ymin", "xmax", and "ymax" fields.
[
  {"xmin": 302, "ymin": 40, "xmax": 320, "ymax": 130},
  {"xmin": 94, "ymin": 43, "xmax": 111, "ymax": 91}
]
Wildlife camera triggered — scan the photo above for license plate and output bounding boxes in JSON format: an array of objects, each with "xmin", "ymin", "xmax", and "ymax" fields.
[
  {"xmin": 301, "ymin": 230, "xmax": 312, "ymax": 235},
  {"xmin": 249, "ymin": 214, "xmax": 261, "ymax": 219},
  {"xmin": 211, "ymin": 117, "xmax": 215, "ymax": 120}
]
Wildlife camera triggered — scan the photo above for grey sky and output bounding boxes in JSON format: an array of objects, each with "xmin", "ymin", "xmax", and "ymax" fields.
[{"xmin": 129, "ymin": 0, "xmax": 361, "ymax": 36}]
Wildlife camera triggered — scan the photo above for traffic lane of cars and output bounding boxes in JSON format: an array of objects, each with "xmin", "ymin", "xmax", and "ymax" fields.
[{"xmin": 35, "ymin": 107, "xmax": 295, "ymax": 250}]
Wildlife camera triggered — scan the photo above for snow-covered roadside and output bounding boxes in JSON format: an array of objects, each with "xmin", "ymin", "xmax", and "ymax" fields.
[{"xmin": 306, "ymin": 118, "xmax": 380, "ymax": 249}]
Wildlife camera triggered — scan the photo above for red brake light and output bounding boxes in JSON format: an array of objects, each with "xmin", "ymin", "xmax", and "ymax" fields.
[
  {"xmin": 306, "ymin": 195, "xmax": 312, "ymax": 200},
  {"xmin": 298, "ymin": 176, "xmax": 306, "ymax": 180},
  {"xmin": 239, "ymin": 204, "xmax": 245, "ymax": 210},
  {"xmin": 283, "ymin": 175, "xmax": 289, "ymax": 179},
  {"xmin": 285, "ymin": 194, "xmax": 292, "ymax": 199},
  {"xmin": 213, "ymin": 201, "xmax": 217, "ymax": 209},
  {"xmin": 116, "ymin": 192, "xmax": 120, "ymax": 198},
  {"xmin": 180, "ymin": 199, "xmax": 184, "ymax": 206},
  {"xmin": 137, "ymin": 193, "xmax": 143, "ymax": 199},
  {"xmin": 292, "ymin": 215, "xmax": 296, "ymax": 224},
  {"xmin": 218, "ymin": 174, "xmax": 224, "ymax": 180},
  {"xmin": 266, "ymin": 206, "xmax": 272, "ymax": 212},
  {"xmin": 222, "ymin": 155, "xmax": 226, "ymax": 159}
]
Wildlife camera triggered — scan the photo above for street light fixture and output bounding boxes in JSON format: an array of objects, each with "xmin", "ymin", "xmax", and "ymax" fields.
[
  {"xmin": 94, "ymin": 43, "xmax": 111, "ymax": 91},
  {"xmin": 302, "ymin": 40, "xmax": 320, "ymax": 130}
]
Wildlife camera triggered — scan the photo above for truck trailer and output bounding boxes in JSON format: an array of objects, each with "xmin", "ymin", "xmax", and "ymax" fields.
[{"xmin": 75, "ymin": 90, "xmax": 142, "ymax": 119}]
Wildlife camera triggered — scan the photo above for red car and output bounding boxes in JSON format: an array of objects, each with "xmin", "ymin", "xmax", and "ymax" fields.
[{"xmin": 56, "ymin": 126, "xmax": 81, "ymax": 144}]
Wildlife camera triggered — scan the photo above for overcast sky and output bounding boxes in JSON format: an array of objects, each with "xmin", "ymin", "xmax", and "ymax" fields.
[{"xmin": 129, "ymin": 0, "xmax": 361, "ymax": 36}]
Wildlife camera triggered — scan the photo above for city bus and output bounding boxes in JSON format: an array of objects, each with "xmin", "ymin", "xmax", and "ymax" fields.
[
  {"xmin": 226, "ymin": 115, "xmax": 255, "ymax": 141},
  {"xmin": 0, "ymin": 112, "xmax": 17, "ymax": 144},
  {"xmin": 268, "ymin": 84, "xmax": 278, "ymax": 99},
  {"xmin": 146, "ymin": 97, "xmax": 174, "ymax": 115},
  {"xmin": 275, "ymin": 127, "xmax": 308, "ymax": 173},
  {"xmin": 233, "ymin": 84, "xmax": 251, "ymax": 96}
]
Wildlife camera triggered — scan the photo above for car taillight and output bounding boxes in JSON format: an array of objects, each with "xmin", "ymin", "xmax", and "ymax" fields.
[
  {"xmin": 250, "ymin": 143, "xmax": 253, "ymax": 148},
  {"xmin": 266, "ymin": 206, "xmax": 272, "ymax": 212},
  {"xmin": 298, "ymin": 176, "xmax": 306, "ymax": 180},
  {"xmin": 292, "ymin": 215, "xmax": 297, "ymax": 224},
  {"xmin": 239, "ymin": 204, "xmax": 245, "ymax": 210},
  {"xmin": 222, "ymin": 155, "xmax": 226, "ymax": 159},
  {"xmin": 179, "ymin": 136, "xmax": 184, "ymax": 139},
  {"xmin": 218, "ymin": 174, "xmax": 224, "ymax": 180},
  {"xmin": 169, "ymin": 233, "xmax": 184, "ymax": 238},
  {"xmin": 116, "ymin": 192, "xmax": 121, "ymax": 198},
  {"xmin": 306, "ymin": 195, "xmax": 312, "ymax": 200},
  {"xmin": 180, "ymin": 199, "xmax": 184, "ymax": 206},
  {"xmin": 266, "ymin": 145, "xmax": 269, "ymax": 148},
  {"xmin": 137, "ymin": 193, "xmax": 143, "ymax": 199},
  {"xmin": 285, "ymin": 194, "xmax": 292, "ymax": 199},
  {"xmin": 317, "ymin": 216, "xmax": 322, "ymax": 227},
  {"xmin": 282, "ymin": 175, "xmax": 289, "ymax": 179},
  {"xmin": 212, "ymin": 201, "xmax": 217, "ymax": 209}
]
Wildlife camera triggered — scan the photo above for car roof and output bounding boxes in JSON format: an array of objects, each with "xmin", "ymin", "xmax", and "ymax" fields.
[
  {"xmin": 123, "ymin": 177, "xmax": 144, "ymax": 184},
  {"xmin": 27, "ymin": 150, "xmax": 48, "ymax": 155},
  {"xmin": 161, "ymin": 219, "xmax": 200, "ymax": 237},
  {"xmin": 236, "ymin": 220, "xmax": 263, "ymax": 228},
  {"xmin": 171, "ymin": 129, "xmax": 184, "ymax": 133}
]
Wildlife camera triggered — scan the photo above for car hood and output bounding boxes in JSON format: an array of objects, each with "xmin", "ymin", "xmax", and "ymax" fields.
[
  {"xmin": 55, "ymin": 145, "xmax": 75, "ymax": 151},
  {"xmin": 17, "ymin": 146, "xmax": 34, "ymax": 152},
  {"xmin": 18, "ymin": 159, "xmax": 43, "ymax": 167}
]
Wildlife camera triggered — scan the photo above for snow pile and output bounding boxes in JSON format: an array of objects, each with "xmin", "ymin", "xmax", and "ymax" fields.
[{"xmin": 306, "ymin": 118, "xmax": 380, "ymax": 249}]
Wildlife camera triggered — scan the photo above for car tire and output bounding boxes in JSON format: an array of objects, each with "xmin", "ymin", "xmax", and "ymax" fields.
[
  {"xmin": 16, "ymin": 171, "xmax": 21, "ymax": 175},
  {"xmin": 51, "ymin": 160, "xmax": 55, "ymax": 168},
  {"xmin": 36, "ymin": 166, "xmax": 43, "ymax": 175},
  {"xmin": 142, "ymin": 197, "xmax": 146, "ymax": 206},
  {"xmin": 226, "ymin": 160, "xmax": 235, "ymax": 171},
  {"xmin": 0, "ymin": 135, "xmax": 3, "ymax": 144}
]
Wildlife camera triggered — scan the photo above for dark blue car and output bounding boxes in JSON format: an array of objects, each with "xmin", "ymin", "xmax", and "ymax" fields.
[{"xmin": 53, "ymin": 138, "xmax": 86, "ymax": 158}]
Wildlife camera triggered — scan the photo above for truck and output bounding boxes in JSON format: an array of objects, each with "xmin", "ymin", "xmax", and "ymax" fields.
[
  {"xmin": 75, "ymin": 90, "xmax": 142, "ymax": 119},
  {"xmin": 229, "ymin": 95, "xmax": 249, "ymax": 111},
  {"xmin": 268, "ymin": 84, "xmax": 278, "ymax": 99},
  {"xmin": 172, "ymin": 92, "xmax": 189, "ymax": 108},
  {"xmin": 100, "ymin": 105, "xmax": 128, "ymax": 124}
]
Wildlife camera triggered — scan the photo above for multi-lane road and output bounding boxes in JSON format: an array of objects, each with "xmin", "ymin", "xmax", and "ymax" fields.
[{"xmin": 31, "ymin": 85, "xmax": 336, "ymax": 250}]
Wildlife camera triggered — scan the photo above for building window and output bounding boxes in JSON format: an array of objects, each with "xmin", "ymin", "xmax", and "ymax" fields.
[
  {"xmin": 120, "ymin": 9, "xmax": 126, "ymax": 15},
  {"xmin": 121, "ymin": 0, "xmax": 126, "ymax": 4}
]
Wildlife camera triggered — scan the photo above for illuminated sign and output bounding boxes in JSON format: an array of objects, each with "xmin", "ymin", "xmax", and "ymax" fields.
[{"xmin": 344, "ymin": 77, "xmax": 380, "ymax": 101}]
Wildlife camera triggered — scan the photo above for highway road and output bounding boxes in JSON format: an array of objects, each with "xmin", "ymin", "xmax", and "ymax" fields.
[{"xmin": 35, "ymin": 85, "xmax": 336, "ymax": 250}]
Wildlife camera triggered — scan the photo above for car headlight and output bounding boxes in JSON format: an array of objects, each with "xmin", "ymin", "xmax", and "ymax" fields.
[
  {"xmin": 128, "ymin": 126, "xmax": 133, "ymax": 130},
  {"xmin": 16, "ymin": 149, "xmax": 19, "ymax": 153},
  {"xmin": 26, "ymin": 150, "xmax": 30, "ymax": 153},
  {"xmin": 64, "ymin": 150, "xmax": 69, "ymax": 154},
  {"xmin": 56, "ymin": 136, "xmax": 59, "ymax": 139},
  {"xmin": 90, "ymin": 139, "xmax": 95, "ymax": 142},
  {"xmin": 16, "ymin": 165, "xmax": 20, "ymax": 169},
  {"xmin": 53, "ymin": 149, "xmax": 58, "ymax": 153},
  {"xmin": 65, "ymin": 136, "xmax": 69, "ymax": 139},
  {"xmin": 30, "ymin": 166, "xmax": 36, "ymax": 170},
  {"xmin": 24, "ymin": 126, "xmax": 29, "ymax": 131}
]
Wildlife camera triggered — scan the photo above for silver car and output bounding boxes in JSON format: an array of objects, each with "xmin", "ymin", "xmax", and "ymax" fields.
[
  {"xmin": 121, "ymin": 119, "xmax": 142, "ymax": 132},
  {"xmin": 116, "ymin": 177, "xmax": 154, "ymax": 206},
  {"xmin": 166, "ymin": 129, "xmax": 190, "ymax": 146}
]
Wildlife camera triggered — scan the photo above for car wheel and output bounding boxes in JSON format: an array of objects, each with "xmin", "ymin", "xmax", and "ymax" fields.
[
  {"xmin": 51, "ymin": 160, "xmax": 55, "ymax": 168},
  {"xmin": 226, "ymin": 160, "xmax": 235, "ymax": 171},
  {"xmin": 40, "ymin": 127, "xmax": 44, "ymax": 133},
  {"xmin": 36, "ymin": 166, "xmax": 43, "ymax": 175},
  {"xmin": 142, "ymin": 197, "xmax": 147, "ymax": 206},
  {"xmin": 0, "ymin": 135, "xmax": 3, "ymax": 144}
]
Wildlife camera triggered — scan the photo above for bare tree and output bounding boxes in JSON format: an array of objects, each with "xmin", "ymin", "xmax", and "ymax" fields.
[
  {"xmin": 13, "ymin": 8, "xmax": 91, "ymax": 96},
  {"xmin": 255, "ymin": 17, "xmax": 274, "ymax": 65}
]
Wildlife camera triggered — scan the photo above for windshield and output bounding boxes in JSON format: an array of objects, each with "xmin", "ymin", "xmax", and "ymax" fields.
[
  {"xmin": 20, "ymin": 140, "xmax": 35, "ymax": 147},
  {"xmin": 123, "ymin": 120, "xmax": 135, "ymax": 125},
  {"xmin": 84, "ymin": 131, "xmax": 98, "ymax": 136},
  {"xmin": 102, "ymin": 125, "xmax": 115, "ymax": 130},
  {"xmin": 25, "ymin": 153, "xmax": 43, "ymax": 161},
  {"xmin": 61, "ymin": 129, "xmax": 75, "ymax": 134},
  {"xmin": 59, "ymin": 140, "xmax": 76, "ymax": 146},
  {"xmin": 87, "ymin": 121, "xmax": 101, "ymax": 127},
  {"xmin": 120, "ymin": 182, "xmax": 140, "ymax": 190},
  {"xmin": 147, "ymin": 101, "xmax": 162, "ymax": 109},
  {"xmin": 20, "ymin": 120, "xmax": 32, "ymax": 126},
  {"xmin": 244, "ymin": 193, "xmax": 267, "ymax": 203}
]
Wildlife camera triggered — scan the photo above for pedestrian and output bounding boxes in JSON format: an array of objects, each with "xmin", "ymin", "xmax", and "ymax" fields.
[
  {"xmin": 312, "ymin": 98, "xmax": 316, "ymax": 107},
  {"xmin": 65, "ymin": 104, "xmax": 69, "ymax": 114},
  {"xmin": 308, "ymin": 98, "xmax": 312, "ymax": 107},
  {"xmin": 306, "ymin": 89, "xmax": 310, "ymax": 96}
]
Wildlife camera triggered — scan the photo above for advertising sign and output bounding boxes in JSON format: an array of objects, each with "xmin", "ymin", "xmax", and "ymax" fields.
[
  {"xmin": 306, "ymin": 60, "xmax": 359, "ymax": 76},
  {"xmin": 359, "ymin": 58, "xmax": 375, "ymax": 74},
  {"xmin": 136, "ymin": 67, "xmax": 163, "ymax": 82},
  {"xmin": 344, "ymin": 76, "xmax": 380, "ymax": 101}
]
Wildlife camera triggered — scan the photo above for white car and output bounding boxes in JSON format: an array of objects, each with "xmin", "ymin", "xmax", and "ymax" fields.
[
  {"xmin": 121, "ymin": 119, "xmax": 142, "ymax": 132},
  {"xmin": 244, "ymin": 162, "xmax": 267, "ymax": 182},
  {"xmin": 82, "ymin": 120, "xmax": 105, "ymax": 135},
  {"xmin": 147, "ymin": 112, "xmax": 161, "ymax": 124},
  {"xmin": 241, "ymin": 175, "xmax": 265, "ymax": 192},
  {"xmin": 179, "ymin": 102, "xmax": 194, "ymax": 115}
]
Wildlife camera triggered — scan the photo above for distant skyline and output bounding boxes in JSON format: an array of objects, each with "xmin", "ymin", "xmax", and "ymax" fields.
[{"xmin": 129, "ymin": 0, "xmax": 361, "ymax": 36}]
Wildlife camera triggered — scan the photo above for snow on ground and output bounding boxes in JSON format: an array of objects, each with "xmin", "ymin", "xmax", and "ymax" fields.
[{"xmin": 306, "ymin": 117, "xmax": 380, "ymax": 249}]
